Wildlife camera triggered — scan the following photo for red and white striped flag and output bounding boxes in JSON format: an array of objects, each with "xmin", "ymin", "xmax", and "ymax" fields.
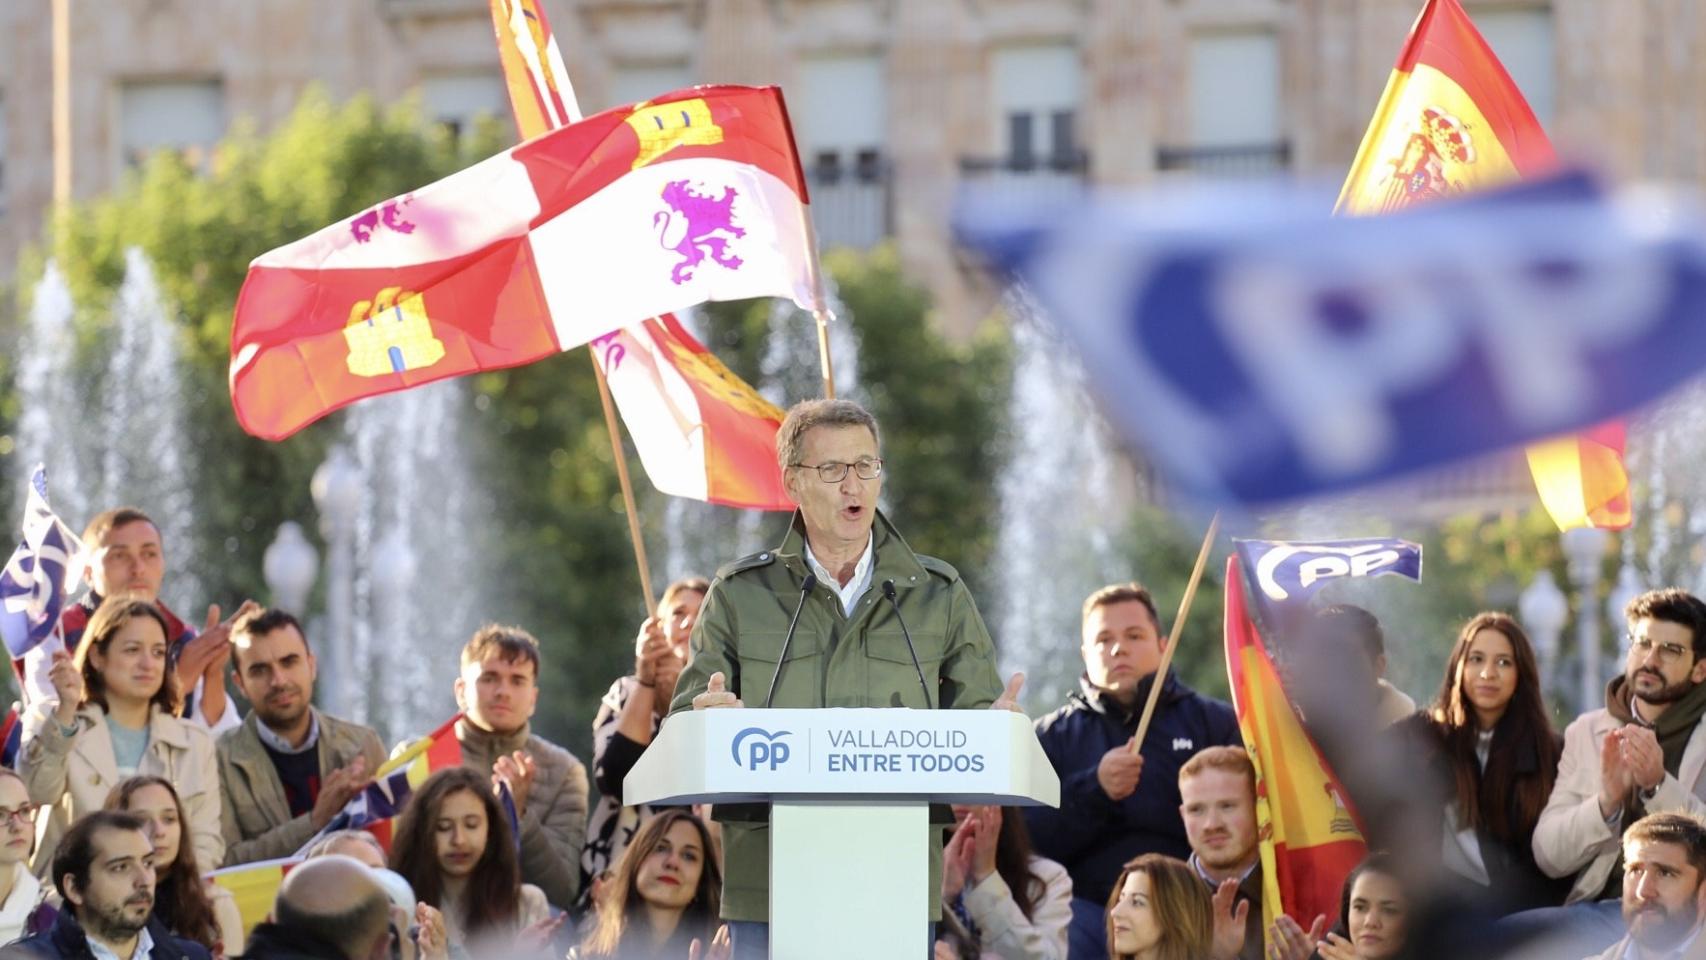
[{"xmin": 230, "ymin": 84, "xmax": 816, "ymax": 441}]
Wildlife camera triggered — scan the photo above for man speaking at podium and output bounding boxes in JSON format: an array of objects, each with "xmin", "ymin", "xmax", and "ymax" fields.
[{"xmin": 669, "ymin": 398, "xmax": 1020, "ymax": 957}]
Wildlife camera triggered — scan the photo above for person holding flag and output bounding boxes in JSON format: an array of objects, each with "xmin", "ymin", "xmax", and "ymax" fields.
[{"xmin": 1025, "ymin": 582, "xmax": 1239, "ymax": 960}]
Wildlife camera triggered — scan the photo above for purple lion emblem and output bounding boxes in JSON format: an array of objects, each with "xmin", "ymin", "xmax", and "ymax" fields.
[{"xmin": 654, "ymin": 180, "xmax": 746, "ymax": 284}]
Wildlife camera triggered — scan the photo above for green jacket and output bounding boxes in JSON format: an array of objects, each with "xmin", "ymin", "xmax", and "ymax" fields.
[{"xmin": 668, "ymin": 511, "xmax": 1005, "ymax": 922}]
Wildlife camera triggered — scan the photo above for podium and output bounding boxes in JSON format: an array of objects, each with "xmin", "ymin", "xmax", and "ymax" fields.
[{"xmin": 626, "ymin": 708, "xmax": 1059, "ymax": 960}]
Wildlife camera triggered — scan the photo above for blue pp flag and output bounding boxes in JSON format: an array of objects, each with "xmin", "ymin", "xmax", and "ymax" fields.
[
  {"xmin": 957, "ymin": 171, "xmax": 1706, "ymax": 506},
  {"xmin": 0, "ymin": 467, "xmax": 84, "ymax": 660},
  {"xmin": 1233, "ymin": 538, "xmax": 1422, "ymax": 634}
]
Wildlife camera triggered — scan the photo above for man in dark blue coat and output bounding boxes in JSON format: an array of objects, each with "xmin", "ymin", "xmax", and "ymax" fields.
[{"xmin": 1025, "ymin": 582, "xmax": 1241, "ymax": 960}]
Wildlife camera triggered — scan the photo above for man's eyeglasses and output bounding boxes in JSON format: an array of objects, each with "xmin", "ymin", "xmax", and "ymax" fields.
[
  {"xmin": 0, "ymin": 805, "xmax": 37, "ymax": 827},
  {"xmin": 791, "ymin": 457, "xmax": 883, "ymax": 483},
  {"xmin": 1630, "ymin": 635, "xmax": 1693, "ymax": 663}
]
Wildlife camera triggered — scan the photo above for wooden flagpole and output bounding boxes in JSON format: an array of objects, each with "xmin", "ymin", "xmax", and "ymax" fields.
[
  {"xmin": 798, "ymin": 189, "xmax": 837, "ymax": 399},
  {"xmin": 1131, "ymin": 512, "xmax": 1222, "ymax": 751},
  {"xmin": 588, "ymin": 347, "xmax": 657, "ymax": 614}
]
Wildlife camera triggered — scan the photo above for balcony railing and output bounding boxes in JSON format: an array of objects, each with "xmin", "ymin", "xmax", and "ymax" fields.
[
  {"xmin": 957, "ymin": 151, "xmax": 1090, "ymax": 208},
  {"xmin": 1156, "ymin": 142, "xmax": 1292, "ymax": 177},
  {"xmin": 805, "ymin": 159, "xmax": 892, "ymax": 252}
]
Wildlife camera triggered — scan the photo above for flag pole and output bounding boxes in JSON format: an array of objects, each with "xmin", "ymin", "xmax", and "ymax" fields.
[
  {"xmin": 1131, "ymin": 512, "xmax": 1222, "ymax": 751},
  {"xmin": 798, "ymin": 196, "xmax": 837, "ymax": 399},
  {"xmin": 587, "ymin": 349, "xmax": 658, "ymax": 614}
]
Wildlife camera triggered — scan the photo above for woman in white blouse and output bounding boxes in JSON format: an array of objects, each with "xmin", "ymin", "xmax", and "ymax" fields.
[{"xmin": 939, "ymin": 805, "xmax": 1072, "ymax": 960}]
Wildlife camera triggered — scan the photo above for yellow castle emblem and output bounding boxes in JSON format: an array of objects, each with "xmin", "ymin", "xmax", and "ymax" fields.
[
  {"xmin": 344, "ymin": 287, "xmax": 446, "ymax": 377},
  {"xmin": 625, "ymin": 97, "xmax": 725, "ymax": 170}
]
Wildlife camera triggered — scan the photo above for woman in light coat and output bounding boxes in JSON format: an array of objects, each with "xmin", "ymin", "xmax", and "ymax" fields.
[
  {"xmin": 18, "ymin": 595, "xmax": 223, "ymax": 877},
  {"xmin": 939, "ymin": 805, "xmax": 1072, "ymax": 960}
]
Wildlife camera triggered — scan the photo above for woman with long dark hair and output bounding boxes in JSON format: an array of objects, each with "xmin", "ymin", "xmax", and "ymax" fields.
[
  {"xmin": 577, "ymin": 808, "xmax": 722, "ymax": 959},
  {"xmin": 390, "ymin": 766, "xmax": 555, "ymax": 954},
  {"xmin": 19, "ymin": 595, "xmax": 223, "ymax": 876},
  {"xmin": 1415, "ymin": 612, "xmax": 1568, "ymax": 914},
  {"xmin": 938, "ymin": 805, "xmax": 1071, "ymax": 959},
  {"xmin": 1318, "ymin": 853, "xmax": 1413, "ymax": 960},
  {"xmin": 105, "ymin": 775, "xmax": 243, "ymax": 955}
]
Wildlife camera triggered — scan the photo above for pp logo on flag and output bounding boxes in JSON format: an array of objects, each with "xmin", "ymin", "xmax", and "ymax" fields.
[{"xmin": 731, "ymin": 727, "xmax": 792, "ymax": 771}]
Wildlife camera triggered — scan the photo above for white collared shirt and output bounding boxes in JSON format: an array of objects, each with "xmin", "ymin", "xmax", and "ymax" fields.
[
  {"xmin": 255, "ymin": 710, "xmax": 321, "ymax": 756},
  {"xmin": 805, "ymin": 535, "xmax": 875, "ymax": 616},
  {"xmin": 88, "ymin": 924, "xmax": 153, "ymax": 960}
]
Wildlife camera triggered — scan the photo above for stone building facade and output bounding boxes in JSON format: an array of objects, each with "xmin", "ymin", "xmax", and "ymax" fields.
[{"xmin": 3, "ymin": 0, "xmax": 1703, "ymax": 336}]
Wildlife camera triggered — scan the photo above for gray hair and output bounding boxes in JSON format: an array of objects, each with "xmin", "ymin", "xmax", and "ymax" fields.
[{"xmin": 775, "ymin": 399, "xmax": 880, "ymax": 470}]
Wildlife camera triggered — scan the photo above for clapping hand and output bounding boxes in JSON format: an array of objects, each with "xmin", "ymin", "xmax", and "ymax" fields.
[
  {"xmin": 1210, "ymin": 878, "xmax": 1250, "ymax": 960},
  {"xmin": 688, "ymin": 925, "xmax": 733, "ymax": 960}
]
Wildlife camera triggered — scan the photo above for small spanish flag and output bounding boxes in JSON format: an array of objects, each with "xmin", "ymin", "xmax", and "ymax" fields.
[
  {"xmin": 206, "ymin": 856, "xmax": 302, "ymax": 934},
  {"xmin": 1335, "ymin": 0, "xmax": 1630, "ymax": 531},
  {"xmin": 1225, "ymin": 558, "xmax": 1367, "ymax": 957}
]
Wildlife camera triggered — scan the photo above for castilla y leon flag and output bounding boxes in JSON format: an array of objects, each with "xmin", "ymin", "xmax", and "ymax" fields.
[
  {"xmin": 488, "ymin": 0, "xmax": 794, "ymax": 510},
  {"xmin": 1224, "ymin": 557, "xmax": 1366, "ymax": 956},
  {"xmin": 1336, "ymin": 0, "xmax": 1629, "ymax": 531},
  {"xmin": 591, "ymin": 317, "xmax": 790, "ymax": 509},
  {"xmin": 230, "ymin": 83, "xmax": 816, "ymax": 442}
]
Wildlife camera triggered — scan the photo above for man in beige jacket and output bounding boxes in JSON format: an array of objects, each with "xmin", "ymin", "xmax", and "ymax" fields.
[
  {"xmin": 1516, "ymin": 589, "xmax": 1706, "ymax": 954},
  {"xmin": 217, "ymin": 609, "xmax": 385, "ymax": 865}
]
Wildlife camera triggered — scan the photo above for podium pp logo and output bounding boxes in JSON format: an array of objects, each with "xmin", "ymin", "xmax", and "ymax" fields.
[{"xmin": 732, "ymin": 727, "xmax": 792, "ymax": 771}]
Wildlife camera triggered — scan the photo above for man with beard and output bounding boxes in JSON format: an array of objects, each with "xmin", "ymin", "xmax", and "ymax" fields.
[
  {"xmin": 1591, "ymin": 813, "xmax": 1706, "ymax": 960},
  {"xmin": 1522, "ymin": 589, "xmax": 1706, "ymax": 953},
  {"xmin": 216, "ymin": 609, "xmax": 386, "ymax": 865},
  {"xmin": 0, "ymin": 810, "xmax": 210, "ymax": 959}
]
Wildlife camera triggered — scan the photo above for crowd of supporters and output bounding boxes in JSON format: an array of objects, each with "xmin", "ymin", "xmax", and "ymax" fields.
[{"xmin": 8, "ymin": 400, "xmax": 1706, "ymax": 960}]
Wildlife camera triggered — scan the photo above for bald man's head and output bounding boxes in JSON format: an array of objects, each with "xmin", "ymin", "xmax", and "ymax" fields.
[{"xmin": 275, "ymin": 855, "xmax": 392, "ymax": 960}]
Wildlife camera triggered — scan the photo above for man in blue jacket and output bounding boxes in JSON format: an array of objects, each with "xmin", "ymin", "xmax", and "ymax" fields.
[{"xmin": 1025, "ymin": 582, "xmax": 1240, "ymax": 960}]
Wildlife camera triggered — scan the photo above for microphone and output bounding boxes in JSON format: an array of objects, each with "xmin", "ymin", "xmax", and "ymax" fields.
[
  {"xmin": 764, "ymin": 573, "xmax": 818, "ymax": 708},
  {"xmin": 882, "ymin": 579, "xmax": 934, "ymax": 710}
]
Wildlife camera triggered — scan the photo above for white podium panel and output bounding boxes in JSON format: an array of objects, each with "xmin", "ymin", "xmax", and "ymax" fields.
[
  {"xmin": 626, "ymin": 708, "xmax": 1058, "ymax": 960},
  {"xmin": 627, "ymin": 707, "xmax": 1059, "ymax": 808}
]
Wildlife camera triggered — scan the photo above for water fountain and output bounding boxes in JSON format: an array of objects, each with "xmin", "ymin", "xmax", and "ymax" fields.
[
  {"xmin": 14, "ymin": 261, "xmax": 89, "ymax": 525},
  {"xmin": 342, "ymin": 380, "xmax": 495, "ymax": 743},
  {"xmin": 990, "ymin": 290, "xmax": 1126, "ymax": 709},
  {"xmin": 15, "ymin": 250, "xmax": 202, "ymax": 611}
]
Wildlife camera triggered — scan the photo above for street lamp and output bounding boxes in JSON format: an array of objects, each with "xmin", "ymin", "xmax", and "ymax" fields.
[
  {"xmin": 311, "ymin": 446, "xmax": 363, "ymax": 718},
  {"xmin": 261, "ymin": 521, "xmax": 318, "ymax": 615},
  {"xmin": 1562, "ymin": 526, "xmax": 1611, "ymax": 714},
  {"xmin": 1519, "ymin": 568, "xmax": 1567, "ymax": 700},
  {"xmin": 1606, "ymin": 562, "xmax": 1645, "ymax": 662}
]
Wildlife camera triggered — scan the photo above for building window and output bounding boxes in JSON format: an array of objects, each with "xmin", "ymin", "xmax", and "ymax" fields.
[
  {"xmin": 420, "ymin": 73, "xmax": 507, "ymax": 141},
  {"xmin": 795, "ymin": 54, "xmax": 890, "ymax": 250},
  {"xmin": 1160, "ymin": 30, "xmax": 1288, "ymax": 175},
  {"xmin": 118, "ymin": 80, "xmax": 224, "ymax": 173},
  {"xmin": 796, "ymin": 54, "xmax": 886, "ymax": 184},
  {"xmin": 610, "ymin": 63, "xmax": 693, "ymax": 110},
  {"xmin": 1472, "ymin": 5, "xmax": 1555, "ymax": 127},
  {"xmin": 989, "ymin": 44, "xmax": 1085, "ymax": 172}
]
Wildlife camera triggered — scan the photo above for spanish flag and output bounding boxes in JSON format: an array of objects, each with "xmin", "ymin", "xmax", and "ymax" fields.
[
  {"xmin": 1225, "ymin": 558, "xmax": 1366, "ymax": 955},
  {"xmin": 1335, "ymin": 0, "xmax": 1630, "ymax": 530}
]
